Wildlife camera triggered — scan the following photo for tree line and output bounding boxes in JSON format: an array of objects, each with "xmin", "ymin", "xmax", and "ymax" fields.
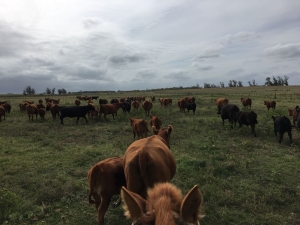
[
  {"xmin": 23, "ymin": 86, "xmax": 67, "ymax": 95},
  {"xmin": 203, "ymin": 76, "xmax": 289, "ymax": 88}
]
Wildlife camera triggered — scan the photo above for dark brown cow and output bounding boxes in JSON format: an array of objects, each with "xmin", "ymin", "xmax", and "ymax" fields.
[
  {"xmin": 177, "ymin": 98, "xmax": 188, "ymax": 112},
  {"xmin": 123, "ymin": 125, "xmax": 175, "ymax": 199},
  {"xmin": 121, "ymin": 182, "xmax": 203, "ymax": 225},
  {"xmin": 1, "ymin": 103, "xmax": 11, "ymax": 113},
  {"xmin": 53, "ymin": 99, "xmax": 60, "ymax": 104},
  {"xmin": 38, "ymin": 108, "xmax": 46, "ymax": 120},
  {"xmin": 150, "ymin": 115, "xmax": 162, "ymax": 130},
  {"xmin": 75, "ymin": 99, "xmax": 81, "ymax": 106},
  {"xmin": 38, "ymin": 99, "xmax": 43, "ymax": 104},
  {"xmin": 129, "ymin": 118, "xmax": 150, "ymax": 140},
  {"xmin": 88, "ymin": 156, "xmax": 126, "ymax": 225},
  {"xmin": 131, "ymin": 100, "xmax": 139, "ymax": 110},
  {"xmin": 272, "ymin": 116, "xmax": 292, "ymax": 143},
  {"xmin": 236, "ymin": 111, "xmax": 258, "ymax": 137},
  {"xmin": 142, "ymin": 100, "xmax": 152, "ymax": 116},
  {"xmin": 0, "ymin": 106, "xmax": 5, "ymax": 122},
  {"xmin": 162, "ymin": 98, "xmax": 170, "ymax": 107},
  {"xmin": 219, "ymin": 104, "xmax": 240, "ymax": 128},
  {"xmin": 36, "ymin": 103, "xmax": 45, "ymax": 110},
  {"xmin": 241, "ymin": 97, "xmax": 252, "ymax": 109},
  {"xmin": 50, "ymin": 104, "xmax": 60, "ymax": 119},
  {"xmin": 264, "ymin": 100, "xmax": 276, "ymax": 111},
  {"xmin": 26, "ymin": 104, "xmax": 38, "ymax": 121},
  {"xmin": 99, "ymin": 103, "xmax": 124, "ymax": 120}
]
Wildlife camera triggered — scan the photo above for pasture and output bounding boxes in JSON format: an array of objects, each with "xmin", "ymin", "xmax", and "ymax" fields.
[{"xmin": 0, "ymin": 86, "xmax": 300, "ymax": 225}]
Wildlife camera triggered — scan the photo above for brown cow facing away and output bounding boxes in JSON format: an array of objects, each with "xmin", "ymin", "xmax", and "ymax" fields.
[
  {"xmin": 123, "ymin": 125, "xmax": 175, "ymax": 199},
  {"xmin": 264, "ymin": 100, "xmax": 276, "ymax": 111},
  {"xmin": 38, "ymin": 108, "xmax": 46, "ymax": 120},
  {"xmin": 236, "ymin": 111, "xmax": 258, "ymax": 137},
  {"xmin": 26, "ymin": 104, "xmax": 38, "ymax": 121},
  {"xmin": 131, "ymin": 100, "xmax": 139, "ymax": 110},
  {"xmin": 241, "ymin": 97, "xmax": 252, "ymax": 109},
  {"xmin": 50, "ymin": 104, "xmax": 60, "ymax": 119},
  {"xmin": 150, "ymin": 115, "xmax": 162, "ymax": 130},
  {"xmin": 272, "ymin": 116, "xmax": 292, "ymax": 144},
  {"xmin": 121, "ymin": 182, "xmax": 204, "ymax": 225},
  {"xmin": 142, "ymin": 100, "xmax": 152, "ymax": 116},
  {"xmin": 88, "ymin": 156, "xmax": 126, "ymax": 225},
  {"xmin": 129, "ymin": 118, "xmax": 150, "ymax": 140}
]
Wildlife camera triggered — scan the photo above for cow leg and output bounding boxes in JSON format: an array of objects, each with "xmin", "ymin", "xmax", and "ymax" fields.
[
  {"xmin": 97, "ymin": 197, "xmax": 111, "ymax": 225},
  {"xmin": 84, "ymin": 116, "xmax": 89, "ymax": 123},
  {"xmin": 278, "ymin": 132, "xmax": 283, "ymax": 143},
  {"xmin": 60, "ymin": 116, "xmax": 64, "ymax": 124},
  {"xmin": 250, "ymin": 124, "xmax": 256, "ymax": 137},
  {"xmin": 288, "ymin": 131, "xmax": 292, "ymax": 143}
]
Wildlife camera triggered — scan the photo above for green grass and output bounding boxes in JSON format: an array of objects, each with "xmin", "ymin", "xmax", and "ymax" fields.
[{"xmin": 0, "ymin": 86, "xmax": 300, "ymax": 225}]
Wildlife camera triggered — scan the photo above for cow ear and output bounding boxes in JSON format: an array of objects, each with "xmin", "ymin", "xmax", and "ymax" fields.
[
  {"xmin": 121, "ymin": 187, "xmax": 147, "ymax": 221},
  {"xmin": 167, "ymin": 125, "xmax": 173, "ymax": 135},
  {"xmin": 180, "ymin": 185, "xmax": 203, "ymax": 223}
]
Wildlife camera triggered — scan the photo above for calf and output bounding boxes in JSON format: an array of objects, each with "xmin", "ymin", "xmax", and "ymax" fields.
[
  {"xmin": 88, "ymin": 156, "xmax": 126, "ymax": 225},
  {"xmin": 219, "ymin": 104, "xmax": 240, "ymax": 128},
  {"xmin": 38, "ymin": 108, "xmax": 46, "ymax": 120},
  {"xmin": 150, "ymin": 115, "xmax": 162, "ymax": 130},
  {"xmin": 236, "ymin": 111, "xmax": 258, "ymax": 137},
  {"xmin": 129, "ymin": 118, "xmax": 150, "ymax": 140},
  {"xmin": 59, "ymin": 104, "xmax": 95, "ymax": 124},
  {"xmin": 264, "ymin": 100, "xmax": 276, "ymax": 111},
  {"xmin": 271, "ymin": 116, "xmax": 292, "ymax": 144},
  {"xmin": 184, "ymin": 102, "xmax": 196, "ymax": 114},
  {"xmin": 241, "ymin": 97, "xmax": 252, "ymax": 109}
]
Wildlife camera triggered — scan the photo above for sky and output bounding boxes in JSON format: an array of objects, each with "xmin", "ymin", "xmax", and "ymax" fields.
[{"xmin": 0, "ymin": 0, "xmax": 300, "ymax": 94}]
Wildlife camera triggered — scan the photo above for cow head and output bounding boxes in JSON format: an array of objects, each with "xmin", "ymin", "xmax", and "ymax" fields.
[{"xmin": 152, "ymin": 125, "xmax": 173, "ymax": 148}]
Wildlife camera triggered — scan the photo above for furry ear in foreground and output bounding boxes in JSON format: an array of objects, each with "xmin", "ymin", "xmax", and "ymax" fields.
[{"xmin": 121, "ymin": 182, "xmax": 204, "ymax": 225}]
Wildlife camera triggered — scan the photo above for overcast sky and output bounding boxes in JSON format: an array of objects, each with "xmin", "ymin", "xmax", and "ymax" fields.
[{"xmin": 0, "ymin": 0, "xmax": 300, "ymax": 94}]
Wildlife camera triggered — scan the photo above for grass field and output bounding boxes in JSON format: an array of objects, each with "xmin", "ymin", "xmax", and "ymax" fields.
[{"xmin": 0, "ymin": 86, "xmax": 300, "ymax": 225}]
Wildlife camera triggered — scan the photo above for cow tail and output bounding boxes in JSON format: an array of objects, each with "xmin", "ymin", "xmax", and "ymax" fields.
[
  {"xmin": 87, "ymin": 166, "xmax": 98, "ymax": 204},
  {"xmin": 139, "ymin": 149, "xmax": 149, "ymax": 188}
]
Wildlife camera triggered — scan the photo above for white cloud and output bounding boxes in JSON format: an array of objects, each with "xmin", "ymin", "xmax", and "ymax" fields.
[{"xmin": 264, "ymin": 43, "xmax": 300, "ymax": 59}]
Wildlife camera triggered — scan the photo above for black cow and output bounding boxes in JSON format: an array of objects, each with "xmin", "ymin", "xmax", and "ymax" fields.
[
  {"xmin": 219, "ymin": 104, "xmax": 240, "ymax": 128},
  {"xmin": 99, "ymin": 99, "xmax": 108, "ymax": 105},
  {"xmin": 91, "ymin": 96, "xmax": 99, "ymax": 100},
  {"xmin": 59, "ymin": 104, "xmax": 95, "ymax": 124},
  {"xmin": 122, "ymin": 101, "xmax": 131, "ymax": 113},
  {"xmin": 271, "ymin": 116, "xmax": 292, "ymax": 144},
  {"xmin": 184, "ymin": 103, "xmax": 196, "ymax": 114},
  {"xmin": 236, "ymin": 111, "xmax": 258, "ymax": 137},
  {"xmin": 296, "ymin": 106, "xmax": 300, "ymax": 130},
  {"xmin": 110, "ymin": 98, "xmax": 119, "ymax": 104}
]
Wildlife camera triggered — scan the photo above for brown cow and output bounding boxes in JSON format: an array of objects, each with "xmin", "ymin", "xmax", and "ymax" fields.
[
  {"xmin": 1, "ymin": 103, "xmax": 11, "ymax": 113},
  {"xmin": 123, "ymin": 125, "xmax": 175, "ymax": 199},
  {"xmin": 264, "ymin": 100, "xmax": 276, "ymax": 111},
  {"xmin": 26, "ymin": 104, "xmax": 38, "ymax": 121},
  {"xmin": 241, "ymin": 97, "xmax": 252, "ymax": 109},
  {"xmin": 88, "ymin": 156, "xmax": 126, "ymax": 225},
  {"xmin": 177, "ymin": 98, "xmax": 188, "ymax": 112},
  {"xmin": 288, "ymin": 106, "xmax": 298, "ymax": 126},
  {"xmin": 215, "ymin": 98, "xmax": 229, "ymax": 107},
  {"xmin": 0, "ymin": 106, "xmax": 5, "ymax": 122},
  {"xmin": 75, "ymin": 99, "xmax": 81, "ymax": 106},
  {"xmin": 38, "ymin": 108, "xmax": 46, "ymax": 120},
  {"xmin": 142, "ymin": 100, "xmax": 152, "ymax": 116},
  {"xmin": 53, "ymin": 99, "xmax": 60, "ymax": 104},
  {"xmin": 162, "ymin": 98, "xmax": 170, "ymax": 107},
  {"xmin": 121, "ymin": 182, "xmax": 203, "ymax": 225},
  {"xmin": 38, "ymin": 99, "xmax": 43, "ymax": 104},
  {"xmin": 50, "ymin": 104, "xmax": 60, "ymax": 119},
  {"xmin": 36, "ymin": 103, "xmax": 45, "ymax": 110},
  {"xmin": 129, "ymin": 118, "xmax": 150, "ymax": 140},
  {"xmin": 131, "ymin": 100, "xmax": 139, "ymax": 110},
  {"xmin": 99, "ymin": 103, "xmax": 124, "ymax": 120},
  {"xmin": 150, "ymin": 115, "xmax": 162, "ymax": 130}
]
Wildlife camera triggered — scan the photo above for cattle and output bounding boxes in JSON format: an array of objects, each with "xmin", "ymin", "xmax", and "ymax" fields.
[
  {"xmin": 184, "ymin": 102, "xmax": 196, "ymax": 114},
  {"xmin": 1, "ymin": 103, "xmax": 11, "ymax": 113},
  {"xmin": 123, "ymin": 125, "xmax": 175, "ymax": 199},
  {"xmin": 99, "ymin": 103, "xmax": 124, "ymax": 120},
  {"xmin": 296, "ymin": 106, "xmax": 300, "ymax": 130},
  {"xmin": 50, "ymin": 104, "xmax": 60, "ymax": 119},
  {"xmin": 36, "ymin": 103, "xmax": 45, "ymax": 110},
  {"xmin": 150, "ymin": 96, "xmax": 155, "ymax": 101},
  {"xmin": 110, "ymin": 98, "xmax": 119, "ymax": 104},
  {"xmin": 271, "ymin": 116, "xmax": 292, "ymax": 143},
  {"xmin": 150, "ymin": 115, "xmax": 162, "ymax": 130},
  {"xmin": 52, "ymin": 99, "xmax": 60, "ymax": 104},
  {"xmin": 98, "ymin": 99, "xmax": 108, "ymax": 105},
  {"xmin": 87, "ymin": 103, "xmax": 99, "ymax": 121},
  {"xmin": 121, "ymin": 182, "xmax": 203, "ymax": 225},
  {"xmin": 162, "ymin": 98, "xmax": 170, "ymax": 107},
  {"xmin": 20, "ymin": 102, "xmax": 28, "ymax": 113},
  {"xmin": 131, "ymin": 100, "xmax": 139, "ymax": 110},
  {"xmin": 38, "ymin": 108, "xmax": 46, "ymax": 120},
  {"xmin": 119, "ymin": 98, "xmax": 125, "ymax": 102},
  {"xmin": 75, "ymin": 99, "xmax": 81, "ymax": 106},
  {"xmin": 122, "ymin": 101, "xmax": 131, "ymax": 113},
  {"xmin": 177, "ymin": 98, "xmax": 188, "ymax": 112},
  {"xmin": 288, "ymin": 106, "xmax": 298, "ymax": 126},
  {"xmin": 38, "ymin": 99, "xmax": 43, "ymax": 104},
  {"xmin": 88, "ymin": 156, "xmax": 126, "ymax": 225},
  {"xmin": 0, "ymin": 106, "xmax": 5, "ymax": 122},
  {"xmin": 59, "ymin": 104, "xmax": 96, "ymax": 124},
  {"xmin": 45, "ymin": 98, "xmax": 53, "ymax": 103},
  {"xmin": 142, "ymin": 100, "xmax": 152, "ymax": 116},
  {"xmin": 91, "ymin": 96, "xmax": 99, "ymax": 100},
  {"xmin": 219, "ymin": 104, "xmax": 240, "ymax": 128},
  {"xmin": 241, "ymin": 97, "xmax": 252, "ymax": 109},
  {"xmin": 129, "ymin": 118, "xmax": 150, "ymax": 140},
  {"xmin": 236, "ymin": 111, "xmax": 258, "ymax": 137},
  {"xmin": 46, "ymin": 102, "xmax": 52, "ymax": 111},
  {"xmin": 215, "ymin": 98, "xmax": 229, "ymax": 108},
  {"xmin": 186, "ymin": 96, "xmax": 196, "ymax": 103},
  {"xmin": 26, "ymin": 104, "xmax": 38, "ymax": 121},
  {"xmin": 264, "ymin": 100, "xmax": 276, "ymax": 111}
]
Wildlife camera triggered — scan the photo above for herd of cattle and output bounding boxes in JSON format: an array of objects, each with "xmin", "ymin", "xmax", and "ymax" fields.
[{"xmin": 1, "ymin": 95, "xmax": 300, "ymax": 224}]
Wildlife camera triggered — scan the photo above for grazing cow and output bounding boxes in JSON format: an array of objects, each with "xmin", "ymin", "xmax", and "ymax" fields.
[
  {"xmin": 288, "ymin": 106, "xmax": 298, "ymax": 126},
  {"xmin": 241, "ymin": 97, "xmax": 252, "ymax": 109},
  {"xmin": 177, "ymin": 98, "xmax": 188, "ymax": 112},
  {"xmin": 98, "ymin": 99, "xmax": 108, "ymax": 105},
  {"xmin": 0, "ymin": 106, "xmax": 5, "ymax": 122},
  {"xmin": 123, "ymin": 125, "xmax": 175, "ymax": 199},
  {"xmin": 99, "ymin": 103, "xmax": 124, "ymax": 120},
  {"xmin": 264, "ymin": 100, "xmax": 276, "ymax": 111},
  {"xmin": 236, "ymin": 111, "xmax": 258, "ymax": 137},
  {"xmin": 129, "ymin": 118, "xmax": 150, "ymax": 140},
  {"xmin": 184, "ymin": 102, "xmax": 197, "ymax": 114},
  {"xmin": 121, "ymin": 182, "xmax": 203, "ymax": 225},
  {"xmin": 50, "ymin": 104, "xmax": 60, "ymax": 119},
  {"xmin": 110, "ymin": 98, "xmax": 119, "ymax": 104},
  {"xmin": 91, "ymin": 96, "xmax": 99, "ymax": 100},
  {"xmin": 150, "ymin": 115, "xmax": 162, "ymax": 130},
  {"xmin": 271, "ymin": 116, "xmax": 292, "ymax": 143},
  {"xmin": 26, "ymin": 104, "xmax": 38, "ymax": 121},
  {"xmin": 75, "ymin": 99, "xmax": 81, "ymax": 106},
  {"xmin": 215, "ymin": 98, "xmax": 229, "ymax": 108},
  {"xmin": 142, "ymin": 100, "xmax": 152, "ymax": 116},
  {"xmin": 88, "ymin": 156, "xmax": 126, "ymax": 225},
  {"xmin": 132, "ymin": 100, "xmax": 139, "ymax": 110},
  {"xmin": 219, "ymin": 104, "xmax": 240, "ymax": 128},
  {"xmin": 59, "ymin": 104, "xmax": 96, "ymax": 124},
  {"xmin": 38, "ymin": 108, "xmax": 46, "ymax": 120}
]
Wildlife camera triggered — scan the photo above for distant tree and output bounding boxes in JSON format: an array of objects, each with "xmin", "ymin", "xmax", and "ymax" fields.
[
  {"xmin": 196, "ymin": 83, "xmax": 200, "ymax": 88},
  {"xmin": 272, "ymin": 76, "xmax": 278, "ymax": 86},
  {"xmin": 238, "ymin": 81, "xmax": 243, "ymax": 87},
  {"xmin": 58, "ymin": 88, "xmax": 67, "ymax": 94},
  {"xmin": 51, "ymin": 88, "xmax": 55, "ymax": 94},
  {"xmin": 283, "ymin": 75, "xmax": 289, "ymax": 86},
  {"xmin": 23, "ymin": 86, "xmax": 36, "ymax": 95},
  {"xmin": 220, "ymin": 82, "xmax": 225, "ymax": 88},
  {"xmin": 265, "ymin": 77, "xmax": 272, "ymax": 86},
  {"xmin": 46, "ymin": 87, "xmax": 51, "ymax": 94}
]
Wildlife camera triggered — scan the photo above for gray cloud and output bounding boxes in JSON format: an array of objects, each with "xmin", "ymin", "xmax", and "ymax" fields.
[
  {"xmin": 136, "ymin": 69, "xmax": 157, "ymax": 79},
  {"xmin": 164, "ymin": 71, "xmax": 189, "ymax": 80},
  {"xmin": 264, "ymin": 43, "xmax": 300, "ymax": 59},
  {"xmin": 193, "ymin": 45, "xmax": 224, "ymax": 61},
  {"xmin": 221, "ymin": 32, "xmax": 260, "ymax": 44}
]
